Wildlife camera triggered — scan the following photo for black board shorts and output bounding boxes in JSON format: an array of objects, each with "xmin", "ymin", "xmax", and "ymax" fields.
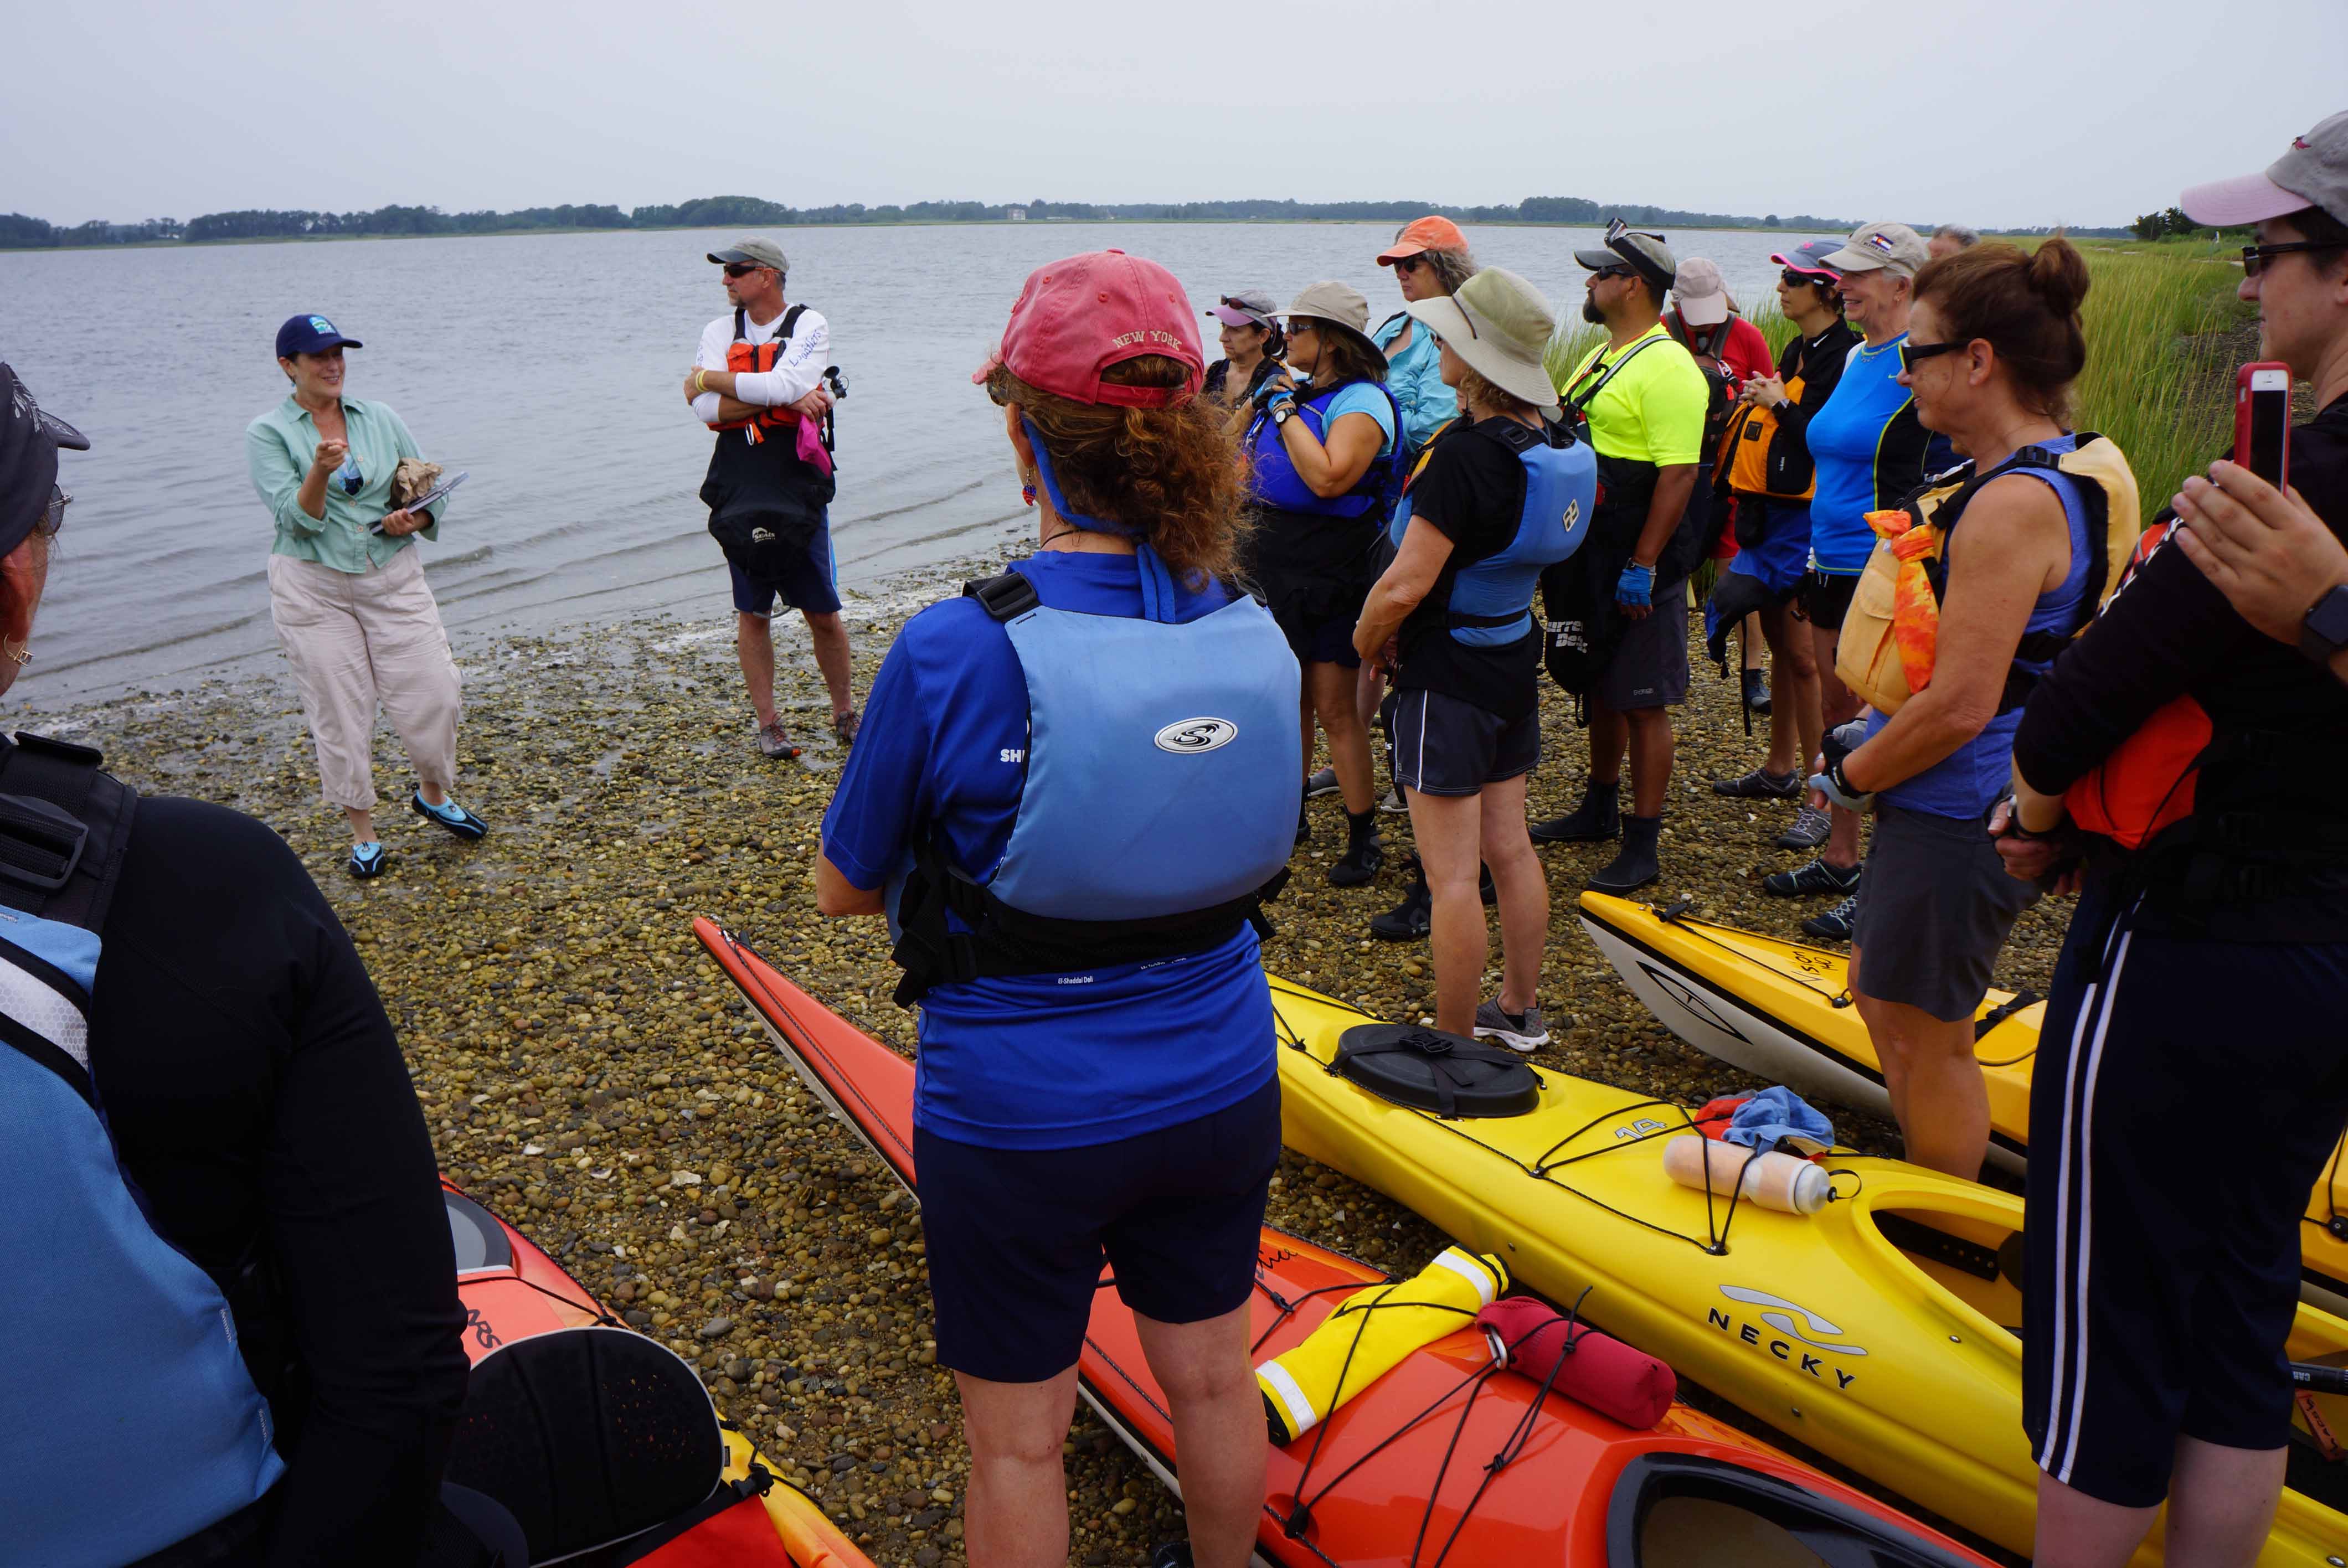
[
  {"xmin": 1593, "ymin": 579, "xmax": 1690, "ymax": 712},
  {"xmin": 915, "ymin": 1075, "xmax": 1279, "ymax": 1384},
  {"xmin": 1850, "ymin": 803, "xmax": 2038, "ymax": 1022},
  {"xmin": 1800, "ymin": 569, "xmax": 1858, "ymax": 632},
  {"xmin": 2022, "ymin": 876, "xmax": 2348, "ymax": 1507},
  {"xmin": 1385, "ymin": 687, "xmax": 1539, "ymax": 797}
]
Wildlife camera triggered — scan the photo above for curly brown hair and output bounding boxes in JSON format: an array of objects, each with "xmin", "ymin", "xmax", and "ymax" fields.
[
  {"xmin": 986, "ymin": 356, "xmax": 1249, "ymax": 586},
  {"xmin": 1455, "ymin": 367, "xmax": 1536, "ymax": 421}
]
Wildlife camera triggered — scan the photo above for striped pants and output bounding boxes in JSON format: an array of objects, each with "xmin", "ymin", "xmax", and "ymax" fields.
[
  {"xmin": 269, "ymin": 548, "xmax": 462, "ymax": 812},
  {"xmin": 2021, "ymin": 874, "xmax": 2348, "ymax": 1507}
]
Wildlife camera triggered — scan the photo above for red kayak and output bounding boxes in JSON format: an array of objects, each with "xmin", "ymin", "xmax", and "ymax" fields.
[
  {"xmin": 697, "ymin": 916, "xmax": 1997, "ymax": 1567},
  {"xmin": 443, "ymin": 1176, "xmax": 873, "ymax": 1567}
]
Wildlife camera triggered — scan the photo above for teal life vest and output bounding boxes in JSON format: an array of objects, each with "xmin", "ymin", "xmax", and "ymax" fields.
[{"xmin": 0, "ymin": 735, "xmax": 285, "ymax": 1566}]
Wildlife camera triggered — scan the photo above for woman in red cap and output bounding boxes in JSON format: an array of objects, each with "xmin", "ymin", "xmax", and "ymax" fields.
[{"xmin": 816, "ymin": 252, "xmax": 1300, "ymax": 1568}]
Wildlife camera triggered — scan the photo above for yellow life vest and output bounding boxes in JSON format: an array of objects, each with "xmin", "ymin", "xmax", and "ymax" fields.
[
  {"xmin": 1717, "ymin": 372, "xmax": 1814, "ymax": 500},
  {"xmin": 1835, "ymin": 435, "xmax": 2141, "ymax": 715}
]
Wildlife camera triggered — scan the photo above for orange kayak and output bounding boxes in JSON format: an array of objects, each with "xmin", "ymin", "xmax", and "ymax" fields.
[
  {"xmin": 697, "ymin": 916, "xmax": 1997, "ymax": 1567},
  {"xmin": 444, "ymin": 1177, "xmax": 872, "ymax": 1567}
]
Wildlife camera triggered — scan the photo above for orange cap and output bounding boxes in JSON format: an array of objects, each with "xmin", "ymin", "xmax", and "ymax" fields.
[{"xmin": 1377, "ymin": 215, "xmax": 1469, "ymax": 265}]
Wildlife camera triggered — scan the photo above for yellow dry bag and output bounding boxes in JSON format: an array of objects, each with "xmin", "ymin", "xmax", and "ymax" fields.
[{"xmin": 1255, "ymin": 1246, "xmax": 1508, "ymax": 1443}]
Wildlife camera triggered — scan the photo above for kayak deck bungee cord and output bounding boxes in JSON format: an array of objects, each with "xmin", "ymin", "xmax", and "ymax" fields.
[
  {"xmin": 1574, "ymin": 890, "xmax": 2348, "ymax": 1311},
  {"xmin": 1263, "ymin": 972, "xmax": 2348, "ymax": 1565},
  {"xmin": 696, "ymin": 916, "xmax": 1996, "ymax": 1567},
  {"xmin": 442, "ymin": 1178, "xmax": 874, "ymax": 1567}
]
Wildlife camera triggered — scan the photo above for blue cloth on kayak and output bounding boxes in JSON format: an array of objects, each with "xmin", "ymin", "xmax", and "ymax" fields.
[{"xmin": 1719, "ymin": 1086, "xmax": 1835, "ymax": 1153}]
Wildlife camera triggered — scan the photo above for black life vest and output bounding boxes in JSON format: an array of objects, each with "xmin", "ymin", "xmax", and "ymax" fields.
[{"xmin": 698, "ymin": 305, "xmax": 838, "ymax": 574}]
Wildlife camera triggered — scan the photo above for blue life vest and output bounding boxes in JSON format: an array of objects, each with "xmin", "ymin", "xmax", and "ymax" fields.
[
  {"xmin": 0, "ymin": 737, "xmax": 284, "ymax": 1566},
  {"xmin": 888, "ymin": 458, "xmax": 1302, "ymax": 1003},
  {"xmin": 1245, "ymin": 379, "xmax": 1408, "ymax": 520}
]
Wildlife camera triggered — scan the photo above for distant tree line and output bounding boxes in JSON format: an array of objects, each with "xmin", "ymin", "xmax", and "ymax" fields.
[
  {"xmin": 0, "ymin": 193, "xmax": 2129, "ymax": 250},
  {"xmin": 2128, "ymin": 206, "xmax": 2246, "ymax": 242}
]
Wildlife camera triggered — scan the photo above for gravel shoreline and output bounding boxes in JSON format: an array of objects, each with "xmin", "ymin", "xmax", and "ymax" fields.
[{"xmin": 42, "ymin": 564, "xmax": 2062, "ymax": 1565}]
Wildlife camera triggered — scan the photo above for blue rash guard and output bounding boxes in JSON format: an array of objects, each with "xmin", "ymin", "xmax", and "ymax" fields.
[
  {"xmin": 1805, "ymin": 334, "xmax": 1924, "ymax": 574},
  {"xmin": 821, "ymin": 551, "xmax": 1279, "ymax": 1151}
]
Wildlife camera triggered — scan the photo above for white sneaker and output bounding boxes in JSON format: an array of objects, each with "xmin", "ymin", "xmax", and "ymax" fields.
[{"xmin": 1472, "ymin": 998, "xmax": 1551, "ymax": 1053}]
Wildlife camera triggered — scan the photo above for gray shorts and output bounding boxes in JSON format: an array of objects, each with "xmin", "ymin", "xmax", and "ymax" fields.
[
  {"xmin": 1595, "ymin": 579, "xmax": 1690, "ymax": 711},
  {"xmin": 1850, "ymin": 803, "xmax": 2041, "ymax": 1022}
]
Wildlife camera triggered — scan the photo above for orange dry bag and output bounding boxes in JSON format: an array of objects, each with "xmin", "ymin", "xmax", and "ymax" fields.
[{"xmin": 2062, "ymin": 521, "xmax": 2211, "ymax": 848}]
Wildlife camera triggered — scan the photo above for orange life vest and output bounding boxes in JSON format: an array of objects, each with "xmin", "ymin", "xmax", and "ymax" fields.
[
  {"xmin": 708, "ymin": 306, "xmax": 806, "ymax": 445},
  {"xmin": 2062, "ymin": 520, "xmax": 2212, "ymax": 849}
]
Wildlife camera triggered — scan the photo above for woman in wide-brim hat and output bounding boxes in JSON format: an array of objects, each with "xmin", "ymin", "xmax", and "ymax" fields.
[
  {"xmin": 1353, "ymin": 267, "xmax": 1598, "ymax": 1053},
  {"xmin": 1241, "ymin": 280, "xmax": 1406, "ymax": 889}
]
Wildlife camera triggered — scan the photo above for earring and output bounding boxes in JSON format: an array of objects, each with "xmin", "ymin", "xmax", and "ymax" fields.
[
  {"xmin": 1019, "ymin": 468, "xmax": 1038, "ymax": 508},
  {"xmin": 2, "ymin": 641, "xmax": 29, "ymax": 667}
]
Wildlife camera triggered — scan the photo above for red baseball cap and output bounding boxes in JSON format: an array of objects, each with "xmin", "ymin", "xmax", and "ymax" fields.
[{"xmin": 971, "ymin": 250, "xmax": 1203, "ymax": 408}]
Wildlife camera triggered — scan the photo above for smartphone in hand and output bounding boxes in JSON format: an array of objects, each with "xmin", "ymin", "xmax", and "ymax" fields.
[{"xmin": 2235, "ymin": 362, "xmax": 2291, "ymax": 487}]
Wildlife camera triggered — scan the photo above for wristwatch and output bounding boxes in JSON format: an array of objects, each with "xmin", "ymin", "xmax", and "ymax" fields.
[
  {"xmin": 1272, "ymin": 400, "xmax": 1297, "ymax": 428},
  {"xmin": 2303, "ymin": 582, "xmax": 2348, "ymax": 667}
]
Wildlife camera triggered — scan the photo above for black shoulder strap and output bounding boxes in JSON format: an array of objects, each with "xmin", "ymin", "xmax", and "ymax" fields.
[
  {"xmin": 732, "ymin": 306, "xmax": 748, "ymax": 343},
  {"xmin": 0, "ymin": 731, "xmax": 138, "ymax": 935},
  {"xmin": 963, "ymin": 570, "xmax": 1039, "ymax": 622},
  {"xmin": 778, "ymin": 303, "xmax": 806, "ymax": 343},
  {"xmin": 1564, "ymin": 333, "xmax": 1668, "ymax": 414}
]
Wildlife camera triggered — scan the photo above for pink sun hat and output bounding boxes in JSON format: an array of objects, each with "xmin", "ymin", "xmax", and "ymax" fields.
[{"xmin": 2180, "ymin": 111, "xmax": 2348, "ymax": 230}]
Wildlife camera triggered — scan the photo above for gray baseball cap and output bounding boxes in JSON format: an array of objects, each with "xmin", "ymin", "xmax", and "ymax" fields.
[
  {"xmin": 1574, "ymin": 226, "xmax": 1677, "ymax": 296},
  {"xmin": 708, "ymin": 236, "xmax": 787, "ymax": 272},
  {"xmin": 1208, "ymin": 288, "xmax": 1278, "ymax": 328},
  {"xmin": 2180, "ymin": 111, "xmax": 2348, "ymax": 230},
  {"xmin": 1820, "ymin": 221, "xmax": 1930, "ymax": 279}
]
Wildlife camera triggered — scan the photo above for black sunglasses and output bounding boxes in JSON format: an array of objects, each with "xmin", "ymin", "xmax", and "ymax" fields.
[
  {"xmin": 1898, "ymin": 339, "xmax": 1965, "ymax": 375},
  {"xmin": 1590, "ymin": 264, "xmax": 1635, "ymax": 282},
  {"xmin": 36, "ymin": 486, "xmax": 69, "ymax": 540},
  {"xmin": 1781, "ymin": 268, "xmax": 1836, "ymax": 290},
  {"xmin": 723, "ymin": 262, "xmax": 766, "ymax": 278},
  {"xmin": 2241, "ymin": 241, "xmax": 2348, "ymax": 278},
  {"xmin": 1392, "ymin": 255, "xmax": 1428, "ymax": 275}
]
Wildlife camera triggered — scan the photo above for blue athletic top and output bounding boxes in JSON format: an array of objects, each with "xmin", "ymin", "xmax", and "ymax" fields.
[
  {"xmin": 1865, "ymin": 435, "xmax": 2097, "ymax": 819},
  {"xmin": 1806, "ymin": 336, "xmax": 1912, "ymax": 574},
  {"xmin": 1321, "ymin": 380, "xmax": 1399, "ymax": 456},
  {"xmin": 821, "ymin": 551, "xmax": 1276, "ymax": 1150}
]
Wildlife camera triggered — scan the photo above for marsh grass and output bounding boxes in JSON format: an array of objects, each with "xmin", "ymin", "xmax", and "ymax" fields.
[{"xmin": 1539, "ymin": 241, "xmax": 2248, "ymax": 517}]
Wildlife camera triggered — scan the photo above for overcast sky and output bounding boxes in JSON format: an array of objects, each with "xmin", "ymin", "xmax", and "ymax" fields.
[{"xmin": 10, "ymin": 0, "xmax": 2343, "ymax": 231}]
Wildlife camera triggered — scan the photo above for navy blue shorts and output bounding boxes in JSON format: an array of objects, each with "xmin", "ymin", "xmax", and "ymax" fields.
[
  {"xmin": 727, "ymin": 512, "xmax": 841, "ymax": 617},
  {"xmin": 2022, "ymin": 876, "xmax": 2348, "ymax": 1507},
  {"xmin": 916, "ymin": 1075, "xmax": 1280, "ymax": 1384},
  {"xmin": 1384, "ymin": 687, "xmax": 1539, "ymax": 797}
]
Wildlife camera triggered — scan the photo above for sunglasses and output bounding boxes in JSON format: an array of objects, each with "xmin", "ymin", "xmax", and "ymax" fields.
[
  {"xmin": 2240, "ymin": 241, "xmax": 2348, "ymax": 278},
  {"xmin": 1286, "ymin": 319, "xmax": 1320, "ymax": 336},
  {"xmin": 1898, "ymin": 339, "xmax": 1965, "ymax": 375},
  {"xmin": 336, "ymin": 453, "xmax": 365, "ymax": 496},
  {"xmin": 723, "ymin": 262, "xmax": 766, "ymax": 279},
  {"xmin": 1781, "ymin": 268, "xmax": 1836, "ymax": 290},
  {"xmin": 1589, "ymin": 264, "xmax": 1635, "ymax": 282},
  {"xmin": 1392, "ymin": 255, "xmax": 1428, "ymax": 275},
  {"xmin": 36, "ymin": 486, "xmax": 69, "ymax": 540}
]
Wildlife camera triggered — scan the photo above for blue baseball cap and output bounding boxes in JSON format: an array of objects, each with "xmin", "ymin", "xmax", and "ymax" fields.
[
  {"xmin": 274, "ymin": 313, "xmax": 364, "ymax": 359},
  {"xmin": 1770, "ymin": 240, "xmax": 1846, "ymax": 281}
]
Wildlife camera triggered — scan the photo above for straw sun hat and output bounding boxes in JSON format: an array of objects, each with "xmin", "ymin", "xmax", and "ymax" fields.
[{"xmin": 1400, "ymin": 267, "xmax": 1561, "ymax": 410}]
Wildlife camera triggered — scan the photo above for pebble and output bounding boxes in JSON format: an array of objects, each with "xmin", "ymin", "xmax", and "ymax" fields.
[{"xmin": 40, "ymin": 567, "xmax": 2076, "ymax": 1564}]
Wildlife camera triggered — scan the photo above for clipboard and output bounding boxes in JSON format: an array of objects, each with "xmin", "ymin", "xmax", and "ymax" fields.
[{"xmin": 371, "ymin": 471, "xmax": 467, "ymax": 534}]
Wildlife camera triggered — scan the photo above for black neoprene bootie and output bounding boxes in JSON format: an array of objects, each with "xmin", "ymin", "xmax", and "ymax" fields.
[
  {"xmin": 1296, "ymin": 786, "xmax": 1311, "ymax": 845},
  {"xmin": 1587, "ymin": 813, "xmax": 1662, "ymax": 893},
  {"xmin": 1371, "ymin": 854, "xmax": 1432, "ymax": 940},
  {"xmin": 1329, "ymin": 808, "xmax": 1383, "ymax": 886},
  {"xmin": 1530, "ymin": 780, "xmax": 1620, "ymax": 844}
]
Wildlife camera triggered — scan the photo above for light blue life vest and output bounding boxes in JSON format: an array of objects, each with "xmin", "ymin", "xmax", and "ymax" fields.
[
  {"xmin": 887, "ymin": 450, "xmax": 1304, "ymax": 1004},
  {"xmin": 1245, "ymin": 379, "xmax": 1408, "ymax": 519},
  {"xmin": 0, "ymin": 745, "xmax": 284, "ymax": 1566},
  {"xmin": 1396, "ymin": 424, "xmax": 1598, "ymax": 649}
]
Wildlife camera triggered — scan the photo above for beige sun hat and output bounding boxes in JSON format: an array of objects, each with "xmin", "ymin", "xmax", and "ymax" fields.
[{"xmin": 1402, "ymin": 267, "xmax": 1560, "ymax": 410}]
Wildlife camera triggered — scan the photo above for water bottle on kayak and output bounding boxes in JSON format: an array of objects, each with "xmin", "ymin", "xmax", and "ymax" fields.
[{"xmin": 1662, "ymin": 1135, "xmax": 1830, "ymax": 1215}]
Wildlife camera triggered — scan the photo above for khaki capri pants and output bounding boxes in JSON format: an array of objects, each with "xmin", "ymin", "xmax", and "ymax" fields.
[{"xmin": 268, "ymin": 547, "xmax": 462, "ymax": 812}]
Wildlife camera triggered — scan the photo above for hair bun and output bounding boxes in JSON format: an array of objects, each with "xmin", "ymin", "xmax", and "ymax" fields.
[{"xmin": 2027, "ymin": 236, "xmax": 2090, "ymax": 319}]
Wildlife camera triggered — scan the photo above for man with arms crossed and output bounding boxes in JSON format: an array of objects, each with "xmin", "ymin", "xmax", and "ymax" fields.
[{"xmin": 685, "ymin": 238, "xmax": 857, "ymax": 757}]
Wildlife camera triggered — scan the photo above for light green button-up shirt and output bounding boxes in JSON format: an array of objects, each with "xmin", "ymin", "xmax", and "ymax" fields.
[{"xmin": 246, "ymin": 396, "xmax": 447, "ymax": 572}]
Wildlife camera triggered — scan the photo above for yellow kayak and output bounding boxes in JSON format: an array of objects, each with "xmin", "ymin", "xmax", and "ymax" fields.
[
  {"xmin": 1269, "ymin": 974, "xmax": 2348, "ymax": 1564},
  {"xmin": 1574, "ymin": 891, "xmax": 2348, "ymax": 1309}
]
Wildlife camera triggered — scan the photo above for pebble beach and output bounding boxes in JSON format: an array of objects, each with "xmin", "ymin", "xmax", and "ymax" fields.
[{"xmin": 38, "ymin": 565, "xmax": 2068, "ymax": 1566}]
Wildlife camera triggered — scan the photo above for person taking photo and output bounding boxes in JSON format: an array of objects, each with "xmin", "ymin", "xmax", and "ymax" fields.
[
  {"xmin": 684, "ymin": 238, "xmax": 857, "ymax": 757},
  {"xmin": 816, "ymin": 251, "xmax": 1296, "ymax": 1568},
  {"xmin": 1994, "ymin": 113, "xmax": 2348, "ymax": 1568}
]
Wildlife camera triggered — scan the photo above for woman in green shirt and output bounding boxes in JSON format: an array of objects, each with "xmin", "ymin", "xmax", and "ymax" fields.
[{"xmin": 246, "ymin": 313, "xmax": 488, "ymax": 878}]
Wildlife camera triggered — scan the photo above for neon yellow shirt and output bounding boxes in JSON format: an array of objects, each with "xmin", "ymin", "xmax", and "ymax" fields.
[{"xmin": 1556, "ymin": 321, "xmax": 1708, "ymax": 467}]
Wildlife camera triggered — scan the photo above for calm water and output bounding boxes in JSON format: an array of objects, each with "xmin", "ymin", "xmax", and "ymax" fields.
[{"xmin": 0, "ymin": 222, "xmax": 1808, "ymax": 699}]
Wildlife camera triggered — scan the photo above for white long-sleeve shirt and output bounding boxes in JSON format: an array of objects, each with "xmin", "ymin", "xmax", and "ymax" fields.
[{"xmin": 689, "ymin": 306, "xmax": 832, "ymax": 424}]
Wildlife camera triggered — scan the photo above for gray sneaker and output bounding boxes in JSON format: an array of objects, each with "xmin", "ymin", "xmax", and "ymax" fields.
[
  {"xmin": 1305, "ymin": 765, "xmax": 1341, "ymax": 798},
  {"xmin": 1773, "ymin": 804, "xmax": 1831, "ymax": 850},
  {"xmin": 757, "ymin": 720, "xmax": 801, "ymax": 761},
  {"xmin": 1472, "ymin": 998, "xmax": 1552, "ymax": 1053},
  {"xmin": 1379, "ymin": 787, "xmax": 1408, "ymax": 814}
]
